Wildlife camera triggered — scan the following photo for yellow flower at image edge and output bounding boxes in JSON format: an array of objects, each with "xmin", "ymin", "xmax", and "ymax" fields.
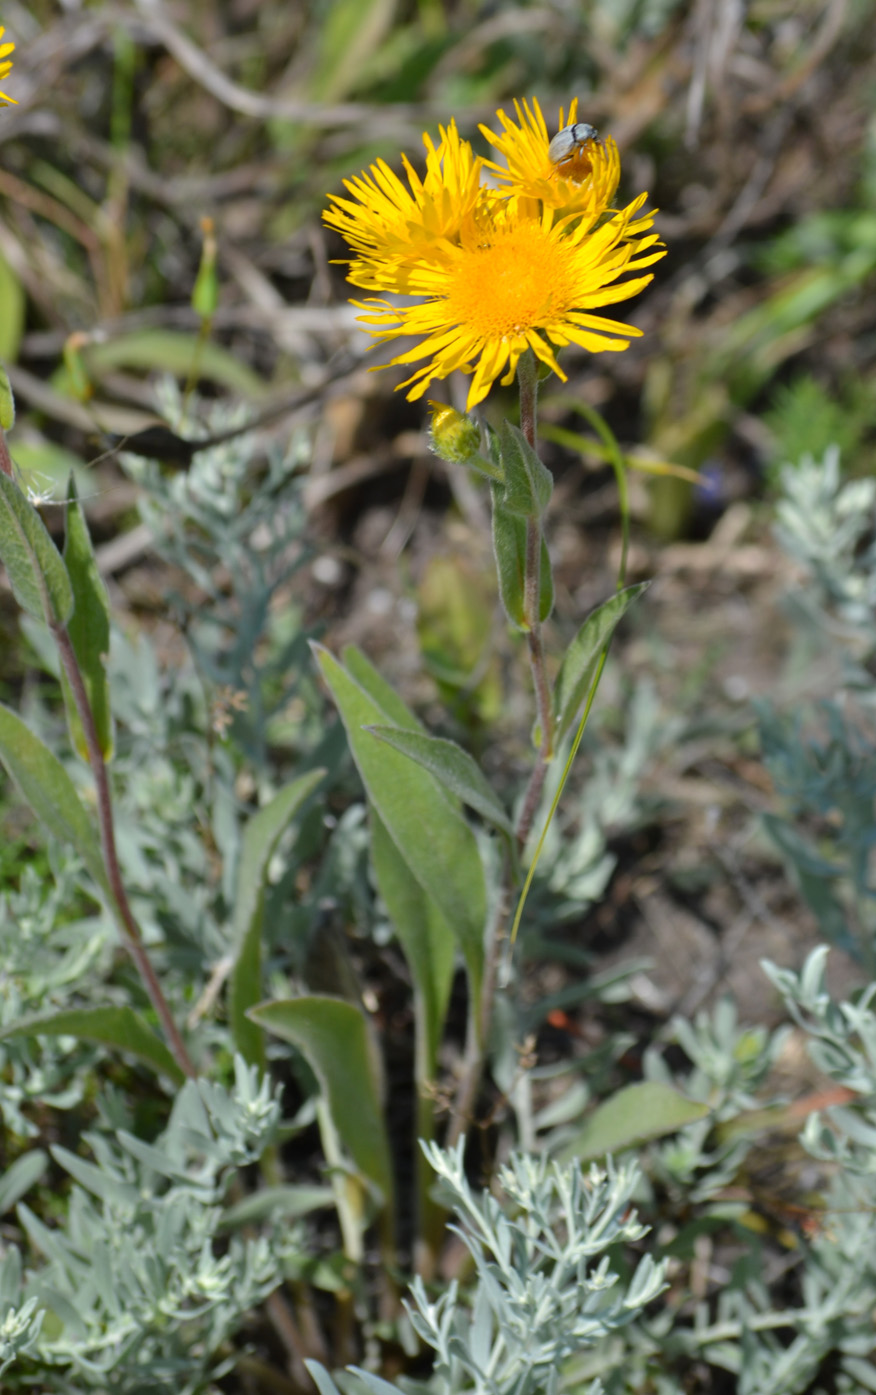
[
  {"xmin": 0, "ymin": 27, "xmax": 17, "ymax": 106},
  {"xmin": 324, "ymin": 99, "xmax": 666, "ymax": 410}
]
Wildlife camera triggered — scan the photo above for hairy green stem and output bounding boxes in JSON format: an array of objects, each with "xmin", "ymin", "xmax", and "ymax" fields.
[
  {"xmin": 515, "ymin": 353, "xmax": 553, "ymax": 848},
  {"xmin": 447, "ymin": 352, "xmax": 556, "ymax": 1142},
  {"xmin": 51, "ymin": 623, "xmax": 197, "ymax": 1079}
]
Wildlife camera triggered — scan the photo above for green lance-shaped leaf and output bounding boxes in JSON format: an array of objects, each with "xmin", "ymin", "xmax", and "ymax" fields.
[
  {"xmin": 370, "ymin": 812, "xmax": 452, "ymax": 1255},
  {"xmin": 60, "ymin": 476, "xmax": 113, "ymax": 763},
  {"xmin": 0, "ymin": 471, "xmax": 73, "ymax": 625},
  {"xmin": 249, "ymin": 995, "xmax": 394, "ymax": 1207},
  {"xmin": 0, "ymin": 1006, "xmax": 185, "ymax": 1085},
  {"xmin": 370, "ymin": 810, "xmax": 454, "ymax": 1075},
  {"xmin": 556, "ymin": 1081, "xmax": 709, "ymax": 1163},
  {"xmin": 313, "ymin": 644, "xmax": 486, "ymax": 1015},
  {"xmin": 367, "ymin": 726, "xmax": 513, "ymax": 838},
  {"xmin": 342, "ymin": 644, "xmax": 423, "ymax": 732},
  {"xmin": 229, "ymin": 769, "xmax": 326, "ymax": 1068},
  {"xmin": 491, "ymin": 487, "xmax": 554, "ymax": 630},
  {"xmin": 0, "ymin": 704, "xmax": 109, "ymax": 898},
  {"xmin": 499, "ymin": 420, "xmax": 554, "ymax": 518},
  {"xmin": 554, "ymin": 581, "xmax": 650, "ymax": 740}
]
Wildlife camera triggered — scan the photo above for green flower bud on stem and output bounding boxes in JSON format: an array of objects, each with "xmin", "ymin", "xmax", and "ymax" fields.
[{"xmin": 427, "ymin": 402, "xmax": 503, "ymax": 481}]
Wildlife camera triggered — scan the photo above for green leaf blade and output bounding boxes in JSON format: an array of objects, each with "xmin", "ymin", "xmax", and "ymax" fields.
[
  {"xmin": 370, "ymin": 810, "xmax": 454, "ymax": 1074},
  {"xmin": 313, "ymin": 645, "xmax": 486, "ymax": 1012},
  {"xmin": 554, "ymin": 582, "xmax": 650, "ymax": 740},
  {"xmin": 249, "ymin": 995, "xmax": 394, "ymax": 1205},
  {"xmin": 229, "ymin": 769, "xmax": 326, "ymax": 1068},
  {"xmin": 367, "ymin": 726, "xmax": 513, "ymax": 837},
  {"xmin": 60, "ymin": 476, "xmax": 113, "ymax": 762},
  {"xmin": 0, "ymin": 1006, "xmax": 185, "ymax": 1084},
  {"xmin": 0, "ymin": 472, "xmax": 73, "ymax": 625},
  {"xmin": 491, "ymin": 490, "xmax": 553, "ymax": 631},
  {"xmin": 557, "ymin": 1081, "xmax": 709, "ymax": 1163},
  {"xmin": 0, "ymin": 704, "xmax": 109, "ymax": 897},
  {"xmin": 499, "ymin": 420, "xmax": 553, "ymax": 518},
  {"xmin": 342, "ymin": 645, "xmax": 423, "ymax": 733}
]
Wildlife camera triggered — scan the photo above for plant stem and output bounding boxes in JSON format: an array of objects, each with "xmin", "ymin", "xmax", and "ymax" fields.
[
  {"xmin": 51, "ymin": 622, "xmax": 197, "ymax": 1079},
  {"xmin": 414, "ymin": 994, "xmax": 447, "ymax": 1278},
  {"xmin": 446, "ymin": 870, "xmax": 510, "ymax": 1149},
  {"xmin": 515, "ymin": 353, "xmax": 553, "ymax": 848},
  {"xmin": 447, "ymin": 353, "xmax": 556, "ymax": 1141},
  {"xmin": 0, "ymin": 428, "xmax": 14, "ymax": 480}
]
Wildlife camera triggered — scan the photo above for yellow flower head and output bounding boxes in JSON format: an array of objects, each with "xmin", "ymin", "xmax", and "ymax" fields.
[
  {"xmin": 324, "ymin": 100, "xmax": 665, "ymax": 410},
  {"xmin": 479, "ymin": 98, "xmax": 620, "ymax": 216},
  {"xmin": 0, "ymin": 27, "xmax": 16, "ymax": 106}
]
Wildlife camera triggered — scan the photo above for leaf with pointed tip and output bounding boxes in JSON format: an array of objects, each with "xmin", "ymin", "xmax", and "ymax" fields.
[
  {"xmin": 0, "ymin": 704, "xmax": 109, "ymax": 897},
  {"xmin": 557, "ymin": 1081, "xmax": 709, "ymax": 1162},
  {"xmin": 554, "ymin": 582, "xmax": 649, "ymax": 739},
  {"xmin": 313, "ymin": 645, "xmax": 485, "ymax": 1013},
  {"xmin": 60, "ymin": 475, "xmax": 113, "ymax": 763},
  {"xmin": 0, "ymin": 1005, "xmax": 184, "ymax": 1084},
  {"xmin": 229, "ymin": 769, "xmax": 325, "ymax": 1067},
  {"xmin": 367, "ymin": 726, "xmax": 513, "ymax": 838},
  {"xmin": 0, "ymin": 471, "xmax": 73, "ymax": 625},
  {"xmin": 491, "ymin": 488, "xmax": 553, "ymax": 631},
  {"xmin": 499, "ymin": 420, "xmax": 553, "ymax": 518},
  {"xmin": 342, "ymin": 645, "xmax": 423, "ymax": 733},
  {"xmin": 250, "ymin": 995, "xmax": 393, "ymax": 1205}
]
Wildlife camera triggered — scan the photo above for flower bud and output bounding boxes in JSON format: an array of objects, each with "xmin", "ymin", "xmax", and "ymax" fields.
[
  {"xmin": 427, "ymin": 402, "xmax": 503, "ymax": 480},
  {"xmin": 427, "ymin": 403, "xmax": 481, "ymax": 463}
]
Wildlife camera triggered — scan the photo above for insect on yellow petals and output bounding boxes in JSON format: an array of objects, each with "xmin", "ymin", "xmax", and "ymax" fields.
[{"xmin": 548, "ymin": 122, "xmax": 602, "ymax": 180}]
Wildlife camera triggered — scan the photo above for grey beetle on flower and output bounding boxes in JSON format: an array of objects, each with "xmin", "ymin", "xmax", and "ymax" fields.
[{"xmin": 548, "ymin": 120, "xmax": 601, "ymax": 172}]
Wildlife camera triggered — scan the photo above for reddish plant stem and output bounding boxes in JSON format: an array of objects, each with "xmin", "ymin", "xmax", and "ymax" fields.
[
  {"xmin": 51, "ymin": 623, "xmax": 197, "ymax": 1079},
  {"xmin": 0, "ymin": 428, "xmax": 15, "ymax": 480}
]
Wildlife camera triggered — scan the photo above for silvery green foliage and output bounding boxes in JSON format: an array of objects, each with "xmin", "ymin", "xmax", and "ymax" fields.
[
  {"xmin": 654, "ymin": 950, "xmax": 876, "ymax": 1395},
  {"xmin": 759, "ymin": 699, "xmax": 876, "ymax": 967},
  {"xmin": 759, "ymin": 447, "xmax": 876, "ymax": 969},
  {"xmin": 0, "ymin": 1253, "xmax": 43, "ymax": 1379},
  {"xmin": 0, "ymin": 858, "xmax": 109, "ymax": 1138},
  {"xmin": 410, "ymin": 1142, "xmax": 666, "ymax": 1395},
  {"xmin": 307, "ymin": 1141, "xmax": 666, "ymax": 1395},
  {"xmin": 773, "ymin": 445, "xmax": 876, "ymax": 643},
  {"xmin": 645, "ymin": 998, "xmax": 787, "ymax": 1202},
  {"xmin": 764, "ymin": 946, "xmax": 876, "ymax": 1176},
  {"xmin": 107, "ymin": 626, "xmax": 235, "ymax": 967},
  {"xmin": 1, "ymin": 1058, "xmax": 283, "ymax": 1392},
  {"xmin": 121, "ymin": 378, "xmax": 317, "ymax": 769}
]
